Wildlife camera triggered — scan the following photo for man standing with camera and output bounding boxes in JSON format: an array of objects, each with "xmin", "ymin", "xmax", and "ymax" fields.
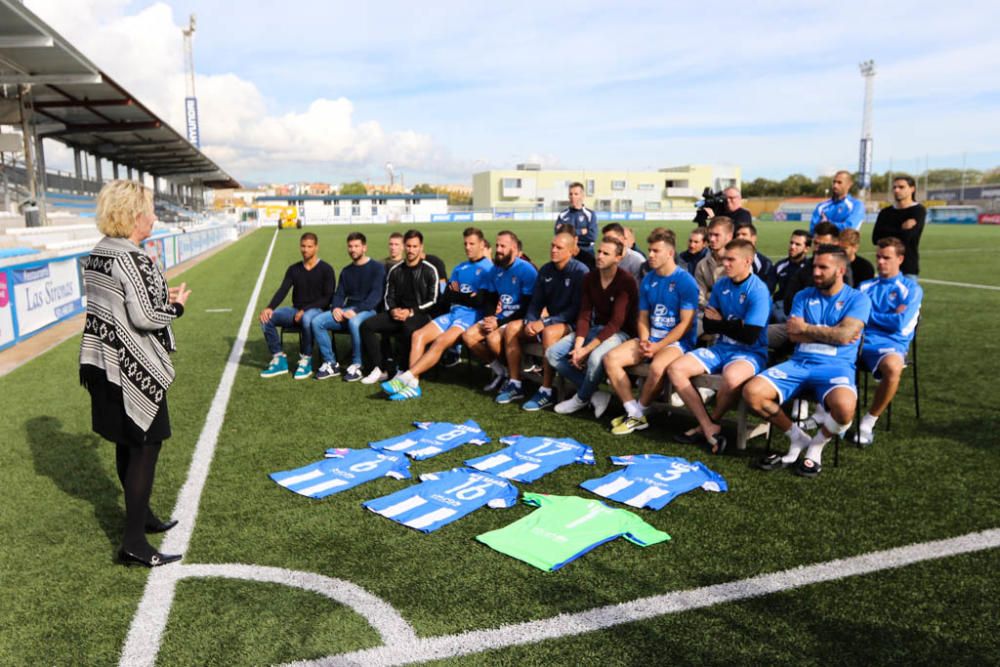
[{"xmin": 697, "ymin": 187, "xmax": 752, "ymax": 228}]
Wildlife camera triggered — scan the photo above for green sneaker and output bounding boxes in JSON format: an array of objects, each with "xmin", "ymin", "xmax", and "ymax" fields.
[
  {"xmin": 260, "ymin": 354, "xmax": 289, "ymax": 378},
  {"xmin": 610, "ymin": 413, "xmax": 628, "ymax": 428},
  {"xmin": 293, "ymin": 356, "xmax": 313, "ymax": 380},
  {"xmin": 611, "ymin": 415, "xmax": 649, "ymax": 436}
]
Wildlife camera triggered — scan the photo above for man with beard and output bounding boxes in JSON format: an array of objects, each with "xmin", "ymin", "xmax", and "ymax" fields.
[
  {"xmin": 871, "ymin": 175, "xmax": 926, "ymax": 279},
  {"xmin": 463, "ymin": 230, "xmax": 538, "ymax": 393},
  {"xmin": 311, "ymin": 232, "xmax": 385, "ymax": 382},
  {"xmin": 770, "ymin": 230, "xmax": 810, "ymax": 323},
  {"xmin": 497, "ymin": 231, "xmax": 588, "ymax": 410},
  {"xmin": 745, "ymin": 245, "xmax": 871, "ymax": 478},
  {"xmin": 381, "ymin": 228, "xmax": 493, "ymax": 400}
]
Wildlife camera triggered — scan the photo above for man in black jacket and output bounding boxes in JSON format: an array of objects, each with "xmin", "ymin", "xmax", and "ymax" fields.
[
  {"xmin": 871, "ymin": 175, "xmax": 925, "ymax": 278},
  {"xmin": 359, "ymin": 229, "xmax": 440, "ymax": 383}
]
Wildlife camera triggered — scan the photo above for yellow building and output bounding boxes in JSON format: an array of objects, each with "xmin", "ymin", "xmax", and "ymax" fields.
[{"xmin": 472, "ymin": 164, "xmax": 740, "ymax": 214}]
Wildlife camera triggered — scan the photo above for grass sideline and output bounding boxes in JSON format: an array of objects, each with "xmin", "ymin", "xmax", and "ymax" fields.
[{"xmin": 1, "ymin": 221, "xmax": 997, "ymax": 666}]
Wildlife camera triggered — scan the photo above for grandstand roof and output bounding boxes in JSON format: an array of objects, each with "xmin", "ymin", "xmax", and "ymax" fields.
[{"xmin": 0, "ymin": 0, "xmax": 239, "ymax": 189}]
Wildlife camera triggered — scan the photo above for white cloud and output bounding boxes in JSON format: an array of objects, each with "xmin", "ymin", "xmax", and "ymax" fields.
[{"xmin": 24, "ymin": 0, "xmax": 453, "ymax": 183}]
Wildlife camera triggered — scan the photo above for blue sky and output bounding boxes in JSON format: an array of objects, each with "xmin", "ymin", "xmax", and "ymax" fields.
[{"xmin": 26, "ymin": 0, "xmax": 1000, "ymax": 185}]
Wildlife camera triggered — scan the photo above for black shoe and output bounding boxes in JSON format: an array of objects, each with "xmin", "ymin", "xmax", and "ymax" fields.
[
  {"xmin": 754, "ymin": 453, "xmax": 792, "ymax": 472},
  {"xmin": 673, "ymin": 430, "xmax": 706, "ymax": 445},
  {"xmin": 145, "ymin": 518, "xmax": 179, "ymax": 534},
  {"xmin": 117, "ymin": 548, "xmax": 182, "ymax": 568}
]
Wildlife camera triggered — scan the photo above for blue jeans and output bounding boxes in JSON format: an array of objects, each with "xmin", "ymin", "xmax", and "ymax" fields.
[
  {"xmin": 311, "ymin": 309, "xmax": 375, "ymax": 367},
  {"xmin": 546, "ymin": 326, "xmax": 629, "ymax": 401},
  {"xmin": 262, "ymin": 306, "xmax": 323, "ymax": 356},
  {"xmin": 770, "ymin": 300, "xmax": 788, "ymax": 324}
]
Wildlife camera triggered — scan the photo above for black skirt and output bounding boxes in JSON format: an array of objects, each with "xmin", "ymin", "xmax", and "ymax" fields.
[{"xmin": 80, "ymin": 365, "xmax": 171, "ymax": 446}]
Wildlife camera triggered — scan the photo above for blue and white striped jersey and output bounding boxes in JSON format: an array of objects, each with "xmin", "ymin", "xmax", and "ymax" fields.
[
  {"xmin": 464, "ymin": 435, "xmax": 595, "ymax": 483},
  {"xmin": 363, "ymin": 468, "xmax": 519, "ymax": 533},
  {"xmin": 369, "ymin": 420, "xmax": 490, "ymax": 460},
  {"xmin": 580, "ymin": 454, "xmax": 727, "ymax": 510},
  {"xmin": 270, "ymin": 448, "xmax": 411, "ymax": 499}
]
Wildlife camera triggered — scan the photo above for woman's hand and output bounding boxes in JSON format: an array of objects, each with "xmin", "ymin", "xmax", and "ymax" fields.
[{"xmin": 169, "ymin": 282, "xmax": 191, "ymax": 306}]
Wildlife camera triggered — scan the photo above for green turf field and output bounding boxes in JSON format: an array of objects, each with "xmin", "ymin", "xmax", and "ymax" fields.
[{"xmin": 2, "ymin": 220, "xmax": 998, "ymax": 666}]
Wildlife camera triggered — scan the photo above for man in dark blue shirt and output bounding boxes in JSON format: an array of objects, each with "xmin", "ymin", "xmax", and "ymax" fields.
[
  {"xmin": 554, "ymin": 182, "xmax": 597, "ymax": 269},
  {"xmin": 311, "ymin": 232, "xmax": 385, "ymax": 381},
  {"xmin": 259, "ymin": 232, "xmax": 336, "ymax": 380},
  {"xmin": 496, "ymin": 230, "xmax": 588, "ymax": 411}
]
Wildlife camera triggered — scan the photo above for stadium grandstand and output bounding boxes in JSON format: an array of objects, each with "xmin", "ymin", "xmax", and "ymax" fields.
[{"xmin": 0, "ymin": 0, "xmax": 238, "ymax": 262}]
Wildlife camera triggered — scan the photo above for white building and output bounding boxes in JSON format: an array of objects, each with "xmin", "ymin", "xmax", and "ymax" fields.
[{"xmin": 255, "ymin": 194, "xmax": 449, "ymax": 225}]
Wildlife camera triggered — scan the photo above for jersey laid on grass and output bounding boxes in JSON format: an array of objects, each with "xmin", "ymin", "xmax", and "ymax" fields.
[
  {"xmin": 369, "ymin": 420, "xmax": 490, "ymax": 460},
  {"xmin": 464, "ymin": 435, "xmax": 594, "ymax": 483},
  {"xmin": 476, "ymin": 493, "xmax": 670, "ymax": 571},
  {"xmin": 580, "ymin": 454, "xmax": 727, "ymax": 510},
  {"xmin": 488, "ymin": 257, "xmax": 538, "ymax": 319},
  {"xmin": 708, "ymin": 273, "xmax": 771, "ymax": 351},
  {"xmin": 270, "ymin": 449, "xmax": 411, "ymax": 499},
  {"xmin": 639, "ymin": 267, "xmax": 699, "ymax": 348},
  {"xmin": 363, "ymin": 468, "xmax": 519, "ymax": 533},
  {"xmin": 790, "ymin": 284, "xmax": 872, "ymax": 364}
]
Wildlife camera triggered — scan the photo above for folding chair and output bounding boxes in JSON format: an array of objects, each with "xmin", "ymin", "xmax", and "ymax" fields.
[{"xmin": 861, "ymin": 320, "xmax": 920, "ymax": 433}]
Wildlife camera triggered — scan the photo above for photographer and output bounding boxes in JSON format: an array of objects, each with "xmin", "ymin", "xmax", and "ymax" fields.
[{"xmin": 694, "ymin": 187, "xmax": 752, "ymax": 228}]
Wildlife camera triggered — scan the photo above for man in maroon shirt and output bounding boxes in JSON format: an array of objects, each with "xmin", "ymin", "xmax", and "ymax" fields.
[{"xmin": 547, "ymin": 236, "xmax": 638, "ymax": 418}]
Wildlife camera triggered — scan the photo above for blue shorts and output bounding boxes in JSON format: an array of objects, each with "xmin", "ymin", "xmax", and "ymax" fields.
[
  {"xmin": 688, "ymin": 343, "xmax": 766, "ymax": 375},
  {"xmin": 861, "ymin": 343, "xmax": 908, "ymax": 380},
  {"xmin": 758, "ymin": 358, "xmax": 857, "ymax": 405},
  {"xmin": 432, "ymin": 308, "xmax": 478, "ymax": 333}
]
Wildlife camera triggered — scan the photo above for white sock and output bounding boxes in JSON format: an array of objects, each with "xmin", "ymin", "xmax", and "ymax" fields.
[
  {"xmin": 489, "ymin": 360, "xmax": 506, "ymax": 375},
  {"xmin": 538, "ymin": 387, "xmax": 552, "ymax": 396},
  {"xmin": 860, "ymin": 413, "xmax": 878, "ymax": 432},
  {"xmin": 399, "ymin": 371, "xmax": 417, "ymax": 387},
  {"xmin": 508, "ymin": 379, "xmax": 522, "ymax": 389},
  {"xmin": 805, "ymin": 431, "xmax": 831, "ymax": 465},
  {"xmin": 810, "ymin": 402, "xmax": 828, "ymax": 423},
  {"xmin": 781, "ymin": 424, "xmax": 810, "ymax": 464},
  {"xmin": 624, "ymin": 400, "xmax": 643, "ymax": 419}
]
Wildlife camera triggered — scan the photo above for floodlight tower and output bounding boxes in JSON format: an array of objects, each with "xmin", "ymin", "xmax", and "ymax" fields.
[
  {"xmin": 857, "ymin": 59, "xmax": 876, "ymax": 199},
  {"xmin": 182, "ymin": 14, "xmax": 201, "ymax": 147},
  {"xmin": 385, "ymin": 161, "xmax": 395, "ymax": 187}
]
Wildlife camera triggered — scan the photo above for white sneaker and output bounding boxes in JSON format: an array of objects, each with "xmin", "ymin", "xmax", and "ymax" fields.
[
  {"xmin": 801, "ymin": 404, "xmax": 827, "ymax": 430},
  {"xmin": 554, "ymin": 394, "xmax": 589, "ymax": 415},
  {"xmin": 483, "ymin": 370, "xmax": 507, "ymax": 392},
  {"xmin": 697, "ymin": 387, "xmax": 716, "ymax": 403},
  {"xmin": 361, "ymin": 367, "xmax": 388, "ymax": 385},
  {"xmin": 669, "ymin": 392, "xmax": 684, "ymax": 408},
  {"xmin": 591, "ymin": 391, "xmax": 612, "ymax": 418}
]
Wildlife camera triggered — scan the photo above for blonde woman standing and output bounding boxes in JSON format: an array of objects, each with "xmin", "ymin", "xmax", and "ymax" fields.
[{"xmin": 79, "ymin": 180, "xmax": 190, "ymax": 567}]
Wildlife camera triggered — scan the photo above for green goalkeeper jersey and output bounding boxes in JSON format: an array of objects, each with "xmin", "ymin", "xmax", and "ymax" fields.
[{"xmin": 476, "ymin": 493, "xmax": 670, "ymax": 571}]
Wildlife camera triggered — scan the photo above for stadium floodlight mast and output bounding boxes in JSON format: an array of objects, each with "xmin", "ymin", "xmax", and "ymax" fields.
[
  {"xmin": 858, "ymin": 59, "xmax": 876, "ymax": 200},
  {"xmin": 385, "ymin": 161, "xmax": 395, "ymax": 187},
  {"xmin": 182, "ymin": 14, "xmax": 201, "ymax": 148}
]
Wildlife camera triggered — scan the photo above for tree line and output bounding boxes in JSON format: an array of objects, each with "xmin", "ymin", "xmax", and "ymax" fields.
[{"xmin": 742, "ymin": 167, "xmax": 1000, "ymax": 197}]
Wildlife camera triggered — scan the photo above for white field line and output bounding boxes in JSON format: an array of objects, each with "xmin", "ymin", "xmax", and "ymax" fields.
[
  {"xmin": 287, "ymin": 528, "xmax": 1000, "ymax": 667},
  {"xmin": 119, "ymin": 230, "xmax": 280, "ymax": 667},
  {"xmin": 921, "ymin": 278, "xmax": 1000, "ymax": 291}
]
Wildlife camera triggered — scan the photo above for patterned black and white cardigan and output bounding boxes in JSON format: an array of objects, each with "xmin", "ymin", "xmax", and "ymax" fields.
[{"xmin": 79, "ymin": 236, "xmax": 183, "ymax": 432}]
